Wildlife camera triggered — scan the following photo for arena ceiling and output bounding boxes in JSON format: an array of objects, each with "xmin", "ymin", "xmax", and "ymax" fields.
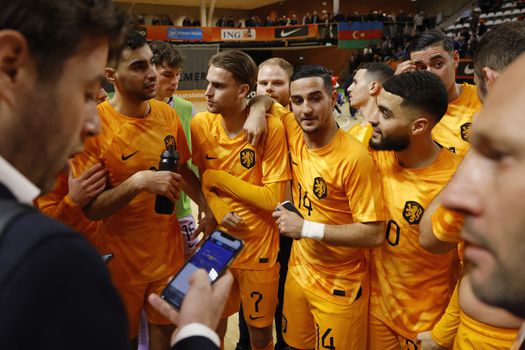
[{"xmin": 115, "ymin": 0, "xmax": 282, "ymax": 10}]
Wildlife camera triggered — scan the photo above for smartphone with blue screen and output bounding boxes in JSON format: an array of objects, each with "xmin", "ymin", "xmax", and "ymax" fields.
[{"xmin": 161, "ymin": 230, "xmax": 243, "ymax": 310}]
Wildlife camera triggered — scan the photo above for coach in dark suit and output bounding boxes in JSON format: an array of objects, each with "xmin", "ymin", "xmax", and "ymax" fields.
[
  {"xmin": 0, "ymin": 2, "xmax": 232, "ymax": 349},
  {"xmin": 0, "ymin": 0, "xmax": 132, "ymax": 349}
]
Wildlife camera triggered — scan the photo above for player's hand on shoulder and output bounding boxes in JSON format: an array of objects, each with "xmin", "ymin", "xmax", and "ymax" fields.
[
  {"xmin": 68, "ymin": 162, "xmax": 107, "ymax": 207},
  {"xmin": 134, "ymin": 170, "xmax": 182, "ymax": 202},
  {"xmin": 272, "ymin": 204, "xmax": 304, "ymax": 239},
  {"xmin": 244, "ymin": 107, "xmax": 268, "ymax": 147}
]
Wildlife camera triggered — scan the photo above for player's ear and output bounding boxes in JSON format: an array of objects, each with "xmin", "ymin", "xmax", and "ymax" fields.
[
  {"xmin": 482, "ymin": 67, "xmax": 500, "ymax": 92},
  {"xmin": 369, "ymin": 81, "xmax": 380, "ymax": 95},
  {"xmin": 239, "ymin": 83, "xmax": 250, "ymax": 98},
  {"xmin": 105, "ymin": 67, "xmax": 116, "ymax": 85},
  {"xmin": 330, "ymin": 88, "xmax": 338, "ymax": 106},
  {"xmin": 411, "ymin": 117, "xmax": 429, "ymax": 136},
  {"xmin": 0, "ymin": 30, "xmax": 28, "ymax": 108},
  {"xmin": 452, "ymin": 50, "xmax": 460, "ymax": 70}
]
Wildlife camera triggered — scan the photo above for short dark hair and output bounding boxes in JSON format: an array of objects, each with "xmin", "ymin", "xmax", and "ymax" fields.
[
  {"xmin": 126, "ymin": 29, "xmax": 147, "ymax": 50},
  {"xmin": 108, "ymin": 29, "xmax": 148, "ymax": 68},
  {"xmin": 409, "ymin": 29, "xmax": 454, "ymax": 54},
  {"xmin": 150, "ymin": 41, "xmax": 183, "ymax": 69},
  {"xmin": 209, "ymin": 50, "xmax": 257, "ymax": 90},
  {"xmin": 359, "ymin": 62, "xmax": 395, "ymax": 84},
  {"xmin": 383, "ymin": 70, "xmax": 448, "ymax": 123},
  {"xmin": 291, "ymin": 64, "xmax": 333, "ymax": 93},
  {"xmin": 0, "ymin": 0, "xmax": 130, "ymax": 81},
  {"xmin": 474, "ymin": 22, "xmax": 525, "ymax": 98}
]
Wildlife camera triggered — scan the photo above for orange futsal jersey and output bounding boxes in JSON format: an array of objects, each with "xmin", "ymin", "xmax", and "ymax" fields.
[
  {"xmin": 369, "ymin": 148, "xmax": 462, "ymax": 339},
  {"xmin": 432, "ymin": 205, "xmax": 464, "ymax": 243},
  {"xmin": 432, "ymin": 83, "xmax": 481, "ymax": 157},
  {"xmin": 277, "ymin": 109, "xmax": 385, "ymax": 304},
  {"xmin": 35, "ymin": 170, "xmax": 98, "ymax": 244},
  {"xmin": 191, "ymin": 111, "xmax": 291, "ymax": 270},
  {"xmin": 347, "ymin": 122, "xmax": 373, "ymax": 146},
  {"xmin": 71, "ymin": 99, "xmax": 190, "ymax": 285}
]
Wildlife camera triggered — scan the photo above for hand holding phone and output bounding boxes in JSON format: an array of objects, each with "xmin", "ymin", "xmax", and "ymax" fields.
[
  {"xmin": 279, "ymin": 200, "xmax": 303, "ymax": 218},
  {"xmin": 161, "ymin": 230, "xmax": 243, "ymax": 310},
  {"xmin": 148, "ymin": 270, "xmax": 234, "ymax": 343},
  {"xmin": 273, "ymin": 201, "xmax": 305, "ymax": 239}
]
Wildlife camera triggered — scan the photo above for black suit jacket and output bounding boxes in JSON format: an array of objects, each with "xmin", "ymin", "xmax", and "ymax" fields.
[
  {"xmin": 172, "ymin": 335, "xmax": 219, "ymax": 350},
  {"xmin": 0, "ymin": 184, "xmax": 129, "ymax": 349}
]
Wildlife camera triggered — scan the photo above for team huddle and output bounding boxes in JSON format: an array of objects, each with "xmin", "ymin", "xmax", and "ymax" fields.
[{"xmin": 35, "ymin": 23, "xmax": 525, "ymax": 350}]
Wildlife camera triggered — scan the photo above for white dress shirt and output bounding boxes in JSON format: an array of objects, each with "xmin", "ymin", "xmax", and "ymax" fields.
[{"xmin": 0, "ymin": 156, "xmax": 40, "ymax": 204}]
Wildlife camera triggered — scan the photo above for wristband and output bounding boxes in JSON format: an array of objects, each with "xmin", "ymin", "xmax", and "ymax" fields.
[{"xmin": 301, "ymin": 220, "xmax": 325, "ymax": 240}]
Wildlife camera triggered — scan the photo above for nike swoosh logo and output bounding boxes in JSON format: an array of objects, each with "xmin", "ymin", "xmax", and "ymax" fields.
[
  {"xmin": 205, "ymin": 153, "xmax": 218, "ymax": 160},
  {"xmin": 464, "ymin": 64, "xmax": 475, "ymax": 75},
  {"xmin": 249, "ymin": 315, "xmax": 264, "ymax": 320},
  {"xmin": 121, "ymin": 150, "xmax": 139, "ymax": 161},
  {"xmin": 291, "ymin": 161, "xmax": 298, "ymax": 165},
  {"xmin": 280, "ymin": 28, "xmax": 302, "ymax": 37},
  {"xmin": 188, "ymin": 240, "xmax": 200, "ymax": 249}
]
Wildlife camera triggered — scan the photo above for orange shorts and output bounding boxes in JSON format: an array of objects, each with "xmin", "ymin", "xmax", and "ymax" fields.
[
  {"xmin": 282, "ymin": 272, "xmax": 368, "ymax": 350},
  {"xmin": 115, "ymin": 275, "xmax": 174, "ymax": 339},
  {"xmin": 367, "ymin": 314, "xmax": 419, "ymax": 350},
  {"xmin": 222, "ymin": 264, "xmax": 279, "ymax": 328}
]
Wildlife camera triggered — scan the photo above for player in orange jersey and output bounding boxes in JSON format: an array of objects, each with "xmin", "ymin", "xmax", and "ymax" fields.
[
  {"xmin": 417, "ymin": 23, "xmax": 525, "ymax": 350},
  {"xmin": 267, "ymin": 64, "xmax": 386, "ymax": 350},
  {"xmin": 71, "ymin": 31, "xmax": 212, "ymax": 350},
  {"xmin": 396, "ymin": 29, "xmax": 481, "ymax": 156},
  {"xmin": 347, "ymin": 62, "xmax": 394, "ymax": 145},
  {"xmin": 233, "ymin": 57, "xmax": 295, "ymax": 350},
  {"xmin": 191, "ymin": 50, "xmax": 291, "ymax": 350},
  {"xmin": 365, "ymin": 70, "xmax": 461, "ymax": 349}
]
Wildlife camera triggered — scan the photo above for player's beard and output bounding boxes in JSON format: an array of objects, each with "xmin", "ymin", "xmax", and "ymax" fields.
[{"xmin": 369, "ymin": 132, "xmax": 410, "ymax": 151}]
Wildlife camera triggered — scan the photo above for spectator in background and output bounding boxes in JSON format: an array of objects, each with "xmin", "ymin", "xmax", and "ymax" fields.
[
  {"xmin": 303, "ymin": 12, "xmax": 311, "ymax": 24},
  {"xmin": 333, "ymin": 11, "xmax": 346, "ymax": 23},
  {"xmin": 182, "ymin": 16, "xmax": 192, "ymax": 26},
  {"xmin": 414, "ymin": 11, "xmax": 425, "ymax": 34},
  {"xmin": 216, "ymin": 16, "xmax": 226, "ymax": 27},
  {"xmin": 226, "ymin": 16, "xmax": 236, "ymax": 27},
  {"xmin": 264, "ymin": 16, "xmax": 275, "ymax": 26},
  {"xmin": 192, "ymin": 17, "xmax": 201, "ymax": 27},
  {"xmin": 245, "ymin": 16, "xmax": 255, "ymax": 27},
  {"xmin": 349, "ymin": 11, "xmax": 364, "ymax": 22},
  {"xmin": 290, "ymin": 14, "xmax": 298, "ymax": 25},
  {"xmin": 478, "ymin": 18, "xmax": 488, "ymax": 36},
  {"xmin": 470, "ymin": 8, "xmax": 480, "ymax": 34},
  {"xmin": 311, "ymin": 10, "xmax": 320, "ymax": 24}
]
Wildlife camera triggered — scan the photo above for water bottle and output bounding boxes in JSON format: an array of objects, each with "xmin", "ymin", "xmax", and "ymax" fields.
[{"xmin": 154, "ymin": 148, "xmax": 179, "ymax": 214}]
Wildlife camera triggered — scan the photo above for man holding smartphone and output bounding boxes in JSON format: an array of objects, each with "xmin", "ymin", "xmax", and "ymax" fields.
[{"xmin": 191, "ymin": 50, "xmax": 291, "ymax": 350}]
